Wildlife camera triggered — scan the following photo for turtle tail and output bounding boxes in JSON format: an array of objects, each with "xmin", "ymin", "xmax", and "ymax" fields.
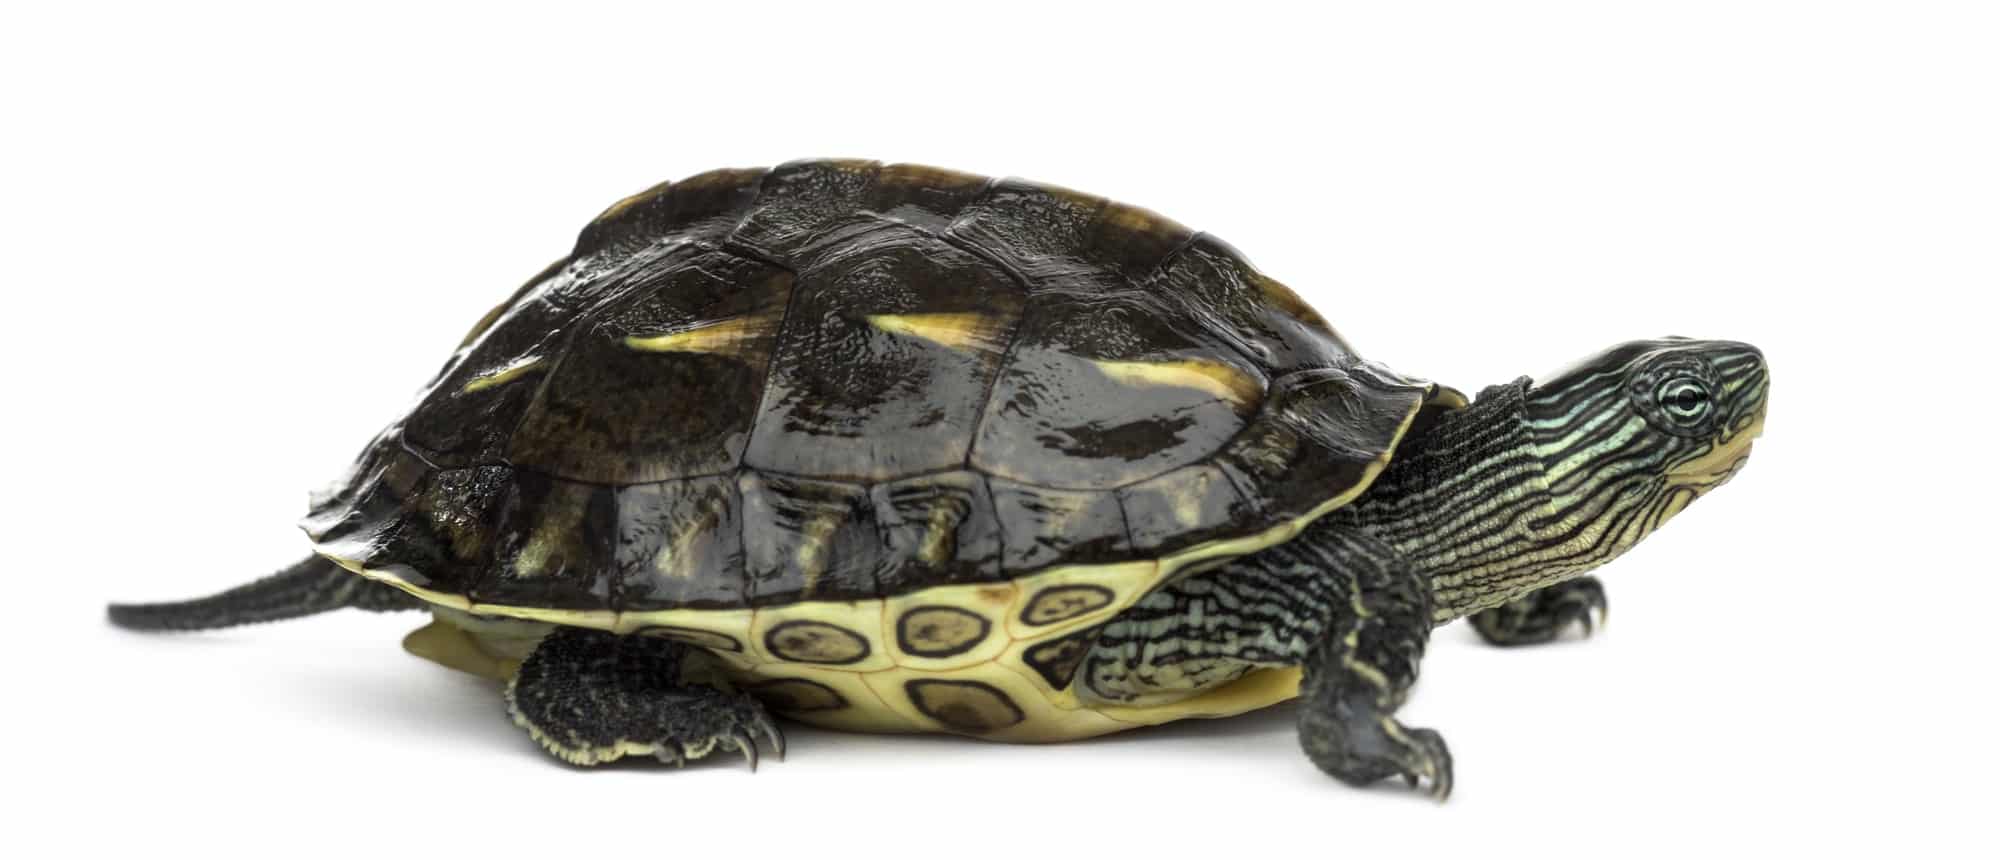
[{"xmin": 107, "ymin": 556, "xmax": 426, "ymax": 632}]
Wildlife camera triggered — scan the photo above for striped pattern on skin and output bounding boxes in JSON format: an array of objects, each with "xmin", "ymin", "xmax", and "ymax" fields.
[
  {"xmin": 1077, "ymin": 513, "xmax": 1428, "ymax": 707},
  {"xmin": 1082, "ymin": 543, "xmax": 1337, "ymax": 704},
  {"xmin": 1290, "ymin": 521, "xmax": 1449, "ymax": 796},
  {"xmin": 1079, "ymin": 512, "xmax": 1447, "ymax": 792},
  {"xmin": 1071, "ymin": 339, "xmax": 1766, "ymax": 709},
  {"xmin": 1352, "ymin": 340, "xmax": 1768, "ymax": 623}
]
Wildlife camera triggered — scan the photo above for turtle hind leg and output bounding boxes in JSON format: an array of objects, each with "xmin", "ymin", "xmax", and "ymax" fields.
[
  {"xmin": 507, "ymin": 627, "xmax": 784, "ymax": 768},
  {"xmin": 1469, "ymin": 576, "xmax": 1607, "ymax": 647},
  {"xmin": 107, "ymin": 556, "xmax": 424, "ymax": 632}
]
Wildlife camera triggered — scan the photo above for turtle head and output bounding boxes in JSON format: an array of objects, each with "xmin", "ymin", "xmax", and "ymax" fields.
[
  {"xmin": 1522, "ymin": 337, "xmax": 1769, "ymax": 554},
  {"xmin": 1361, "ymin": 337, "xmax": 1768, "ymax": 622}
]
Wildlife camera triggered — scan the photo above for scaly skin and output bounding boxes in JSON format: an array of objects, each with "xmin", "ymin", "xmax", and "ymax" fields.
[
  {"xmin": 1470, "ymin": 578, "xmax": 1609, "ymax": 646},
  {"xmin": 1293, "ymin": 524, "xmax": 1451, "ymax": 799},
  {"xmin": 106, "ymin": 556, "xmax": 423, "ymax": 631},
  {"xmin": 506, "ymin": 628, "xmax": 785, "ymax": 768},
  {"xmin": 1080, "ymin": 338, "xmax": 1768, "ymax": 799}
]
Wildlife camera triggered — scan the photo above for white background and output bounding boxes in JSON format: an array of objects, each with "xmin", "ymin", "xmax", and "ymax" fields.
[{"xmin": 5, "ymin": 2, "xmax": 1995, "ymax": 857}]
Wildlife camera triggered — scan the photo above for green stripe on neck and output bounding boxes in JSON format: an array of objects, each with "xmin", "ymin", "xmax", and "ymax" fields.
[{"xmin": 1349, "ymin": 380, "xmax": 1559, "ymax": 622}]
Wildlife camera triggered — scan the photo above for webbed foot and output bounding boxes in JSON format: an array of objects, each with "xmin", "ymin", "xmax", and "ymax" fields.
[
  {"xmin": 1470, "ymin": 576, "xmax": 1607, "ymax": 647},
  {"xmin": 506, "ymin": 627, "xmax": 785, "ymax": 768},
  {"xmin": 1299, "ymin": 690, "xmax": 1454, "ymax": 801}
]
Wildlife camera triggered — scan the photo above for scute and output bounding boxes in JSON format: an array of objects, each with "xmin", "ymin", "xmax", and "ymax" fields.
[
  {"xmin": 507, "ymin": 247, "xmax": 792, "ymax": 484},
  {"xmin": 614, "ymin": 476, "xmax": 745, "ymax": 608},
  {"xmin": 737, "ymin": 472, "xmax": 878, "ymax": 605},
  {"xmin": 739, "ymin": 223, "xmax": 1024, "ymax": 481},
  {"xmin": 305, "ymin": 160, "xmax": 1439, "ymax": 622}
]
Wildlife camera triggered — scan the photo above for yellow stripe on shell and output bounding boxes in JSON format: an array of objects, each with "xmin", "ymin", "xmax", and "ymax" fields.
[
  {"xmin": 624, "ymin": 316, "xmax": 781, "ymax": 355},
  {"xmin": 459, "ymin": 356, "xmax": 547, "ymax": 394},
  {"xmin": 864, "ymin": 313, "xmax": 1007, "ymax": 352},
  {"xmin": 1089, "ymin": 358, "xmax": 1263, "ymax": 410}
]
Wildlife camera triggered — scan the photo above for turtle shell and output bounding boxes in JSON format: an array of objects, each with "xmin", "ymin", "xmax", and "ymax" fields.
[{"xmin": 304, "ymin": 161, "xmax": 1451, "ymax": 735}]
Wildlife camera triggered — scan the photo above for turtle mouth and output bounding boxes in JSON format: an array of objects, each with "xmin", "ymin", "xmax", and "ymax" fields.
[{"xmin": 1668, "ymin": 407, "xmax": 1766, "ymax": 490}]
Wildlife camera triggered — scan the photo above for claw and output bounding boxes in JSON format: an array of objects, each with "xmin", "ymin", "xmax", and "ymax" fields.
[
  {"xmin": 1559, "ymin": 583, "xmax": 1609, "ymax": 641},
  {"xmin": 762, "ymin": 718, "xmax": 787, "ymax": 762},
  {"xmin": 654, "ymin": 745, "xmax": 686, "ymax": 768},
  {"xmin": 1417, "ymin": 730, "xmax": 1454, "ymax": 801},
  {"xmin": 1579, "ymin": 580, "xmax": 1608, "ymax": 636},
  {"xmin": 735, "ymin": 731, "xmax": 760, "ymax": 772}
]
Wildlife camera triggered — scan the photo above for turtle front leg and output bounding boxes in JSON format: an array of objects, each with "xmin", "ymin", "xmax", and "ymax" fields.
[
  {"xmin": 507, "ymin": 627, "xmax": 784, "ymax": 768},
  {"xmin": 1469, "ymin": 576, "xmax": 1607, "ymax": 647},
  {"xmin": 1293, "ymin": 522, "xmax": 1454, "ymax": 799}
]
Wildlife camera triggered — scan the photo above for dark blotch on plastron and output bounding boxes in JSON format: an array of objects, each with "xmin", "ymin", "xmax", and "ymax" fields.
[
  {"xmin": 635, "ymin": 625, "xmax": 742, "ymax": 652},
  {"xmin": 1020, "ymin": 584, "xmax": 1114, "ymax": 626},
  {"xmin": 763, "ymin": 620, "xmax": 871, "ymax": 664},
  {"xmin": 1022, "ymin": 626, "xmax": 1102, "ymax": 689},
  {"xmin": 748, "ymin": 678, "xmax": 848, "ymax": 712},
  {"xmin": 896, "ymin": 606, "xmax": 992, "ymax": 658},
  {"xmin": 906, "ymin": 679, "xmax": 1026, "ymax": 732}
]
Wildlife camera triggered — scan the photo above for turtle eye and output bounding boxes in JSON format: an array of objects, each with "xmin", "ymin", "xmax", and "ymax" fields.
[{"xmin": 1656, "ymin": 377, "xmax": 1712, "ymax": 425}]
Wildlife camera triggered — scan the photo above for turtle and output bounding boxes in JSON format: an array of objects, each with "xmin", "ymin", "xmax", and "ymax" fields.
[{"xmin": 109, "ymin": 159, "xmax": 1769, "ymax": 798}]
